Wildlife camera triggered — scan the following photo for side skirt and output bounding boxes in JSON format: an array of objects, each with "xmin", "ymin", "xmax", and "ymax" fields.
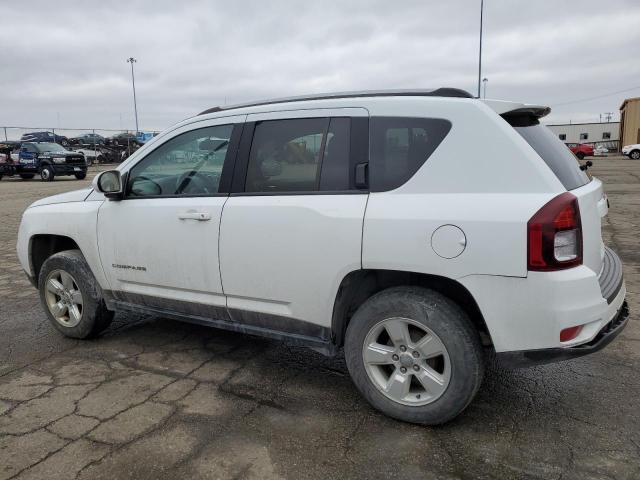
[{"xmin": 103, "ymin": 292, "xmax": 337, "ymax": 356}]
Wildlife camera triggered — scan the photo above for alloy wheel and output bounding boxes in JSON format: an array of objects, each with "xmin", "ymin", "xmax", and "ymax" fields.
[
  {"xmin": 362, "ymin": 317, "xmax": 451, "ymax": 406},
  {"xmin": 43, "ymin": 269, "xmax": 83, "ymax": 327}
]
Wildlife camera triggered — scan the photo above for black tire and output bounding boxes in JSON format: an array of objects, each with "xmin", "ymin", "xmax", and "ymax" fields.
[
  {"xmin": 20, "ymin": 174, "xmax": 35, "ymax": 180},
  {"xmin": 38, "ymin": 250, "xmax": 113, "ymax": 339},
  {"xmin": 96, "ymin": 155, "xmax": 105, "ymax": 164},
  {"xmin": 630, "ymin": 150, "xmax": 640, "ymax": 160},
  {"xmin": 344, "ymin": 286, "xmax": 484, "ymax": 425},
  {"xmin": 576, "ymin": 152, "xmax": 585, "ymax": 160},
  {"xmin": 40, "ymin": 165, "xmax": 55, "ymax": 182},
  {"xmin": 75, "ymin": 171, "xmax": 87, "ymax": 180}
]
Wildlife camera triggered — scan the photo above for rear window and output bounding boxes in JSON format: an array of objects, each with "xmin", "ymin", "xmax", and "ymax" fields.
[{"xmin": 513, "ymin": 124, "xmax": 589, "ymax": 190}]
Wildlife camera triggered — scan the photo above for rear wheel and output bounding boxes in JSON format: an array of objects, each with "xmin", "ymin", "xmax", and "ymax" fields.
[
  {"xmin": 20, "ymin": 174, "xmax": 35, "ymax": 180},
  {"xmin": 631, "ymin": 150, "xmax": 640, "ymax": 160},
  {"xmin": 576, "ymin": 152, "xmax": 585, "ymax": 160},
  {"xmin": 40, "ymin": 165, "xmax": 54, "ymax": 181},
  {"xmin": 74, "ymin": 171, "xmax": 87, "ymax": 180},
  {"xmin": 345, "ymin": 286, "xmax": 484, "ymax": 425},
  {"xmin": 38, "ymin": 250, "xmax": 113, "ymax": 338}
]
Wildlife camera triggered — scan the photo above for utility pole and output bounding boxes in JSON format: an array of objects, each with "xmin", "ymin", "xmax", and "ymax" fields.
[
  {"xmin": 127, "ymin": 57, "xmax": 139, "ymax": 134},
  {"xmin": 477, "ymin": 0, "xmax": 484, "ymax": 98},
  {"xmin": 482, "ymin": 78, "xmax": 488, "ymax": 99}
]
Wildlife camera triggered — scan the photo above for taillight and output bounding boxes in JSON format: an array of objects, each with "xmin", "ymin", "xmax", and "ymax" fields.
[{"xmin": 528, "ymin": 192, "xmax": 582, "ymax": 271}]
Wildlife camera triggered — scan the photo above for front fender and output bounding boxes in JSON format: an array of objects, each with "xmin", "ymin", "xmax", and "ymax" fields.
[{"xmin": 17, "ymin": 201, "xmax": 108, "ymax": 289}]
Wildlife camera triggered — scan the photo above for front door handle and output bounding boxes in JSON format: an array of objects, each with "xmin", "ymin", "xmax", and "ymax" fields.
[{"xmin": 178, "ymin": 211, "xmax": 211, "ymax": 221}]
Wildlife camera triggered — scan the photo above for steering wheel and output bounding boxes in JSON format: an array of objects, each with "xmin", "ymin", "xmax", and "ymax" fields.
[{"xmin": 176, "ymin": 171, "xmax": 211, "ymax": 194}]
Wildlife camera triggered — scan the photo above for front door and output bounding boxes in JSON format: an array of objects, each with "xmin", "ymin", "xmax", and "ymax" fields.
[{"xmin": 97, "ymin": 116, "xmax": 243, "ymax": 318}]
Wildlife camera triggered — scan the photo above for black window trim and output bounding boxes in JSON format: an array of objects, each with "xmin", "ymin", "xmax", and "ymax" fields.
[
  {"xmin": 230, "ymin": 116, "xmax": 370, "ymax": 196},
  {"xmin": 121, "ymin": 122, "xmax": 243, "ymax": 200}
]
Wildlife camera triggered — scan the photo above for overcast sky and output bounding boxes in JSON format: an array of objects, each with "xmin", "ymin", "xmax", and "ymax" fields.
[{"xmin": 1, "ymin": 0, "xmax": 639, "ymax": 134}]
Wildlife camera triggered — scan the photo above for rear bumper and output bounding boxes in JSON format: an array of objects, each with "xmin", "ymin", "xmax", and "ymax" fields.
[
  {"xmin": 496, "ymin": 300, "xmax": 629, "ymax": 367},
  {"xmin": 460, "ymin": 246, "xmax": 626, "ymax": 353}
]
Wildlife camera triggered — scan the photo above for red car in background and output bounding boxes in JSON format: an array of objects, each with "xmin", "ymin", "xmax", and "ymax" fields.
[{"xmin": 565, "ymin": 142, "xmax": 594, "ymax": 160}]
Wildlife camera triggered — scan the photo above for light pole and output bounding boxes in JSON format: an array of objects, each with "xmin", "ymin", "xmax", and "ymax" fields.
[
  {"xmin": 127, "ymin": 57, "xmax": 139, "ymax": 134},
  {"xmin": 477, "ymin": 0, "xmax": 484, "ymax": 98},
  {"xmin": 482, "ymin": 78, "xmax": 488, "ymax": 99}
]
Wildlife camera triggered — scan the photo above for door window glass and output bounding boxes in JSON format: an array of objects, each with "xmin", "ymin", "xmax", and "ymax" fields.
[
  {"xmin": 245, "ymin": 118, "xmax": 329, "ymax": 192},
  {"xmin": 127, "ymin": 125, "xmax": 233, "ymax": 197}
]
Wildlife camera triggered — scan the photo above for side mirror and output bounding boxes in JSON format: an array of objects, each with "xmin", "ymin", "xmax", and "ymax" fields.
[{"xmin": 93, "ymin": 170, "xmax": 124, "ymax": 200}]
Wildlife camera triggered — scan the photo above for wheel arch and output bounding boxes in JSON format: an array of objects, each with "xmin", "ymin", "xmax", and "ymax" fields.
[
  {"xmin": 331, "ymin": 269, "xmax": 492, "ymax": 349},
  {"xmin": 30, "ymin": 234, "xmax": 81, "ymax": 282}
]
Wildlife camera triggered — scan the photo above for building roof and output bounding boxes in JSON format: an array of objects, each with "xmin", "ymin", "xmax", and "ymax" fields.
[
  {"xmin": 620, "ymin": 97, "xmax": 640, "ymax": 111},
  {"xmin": 198, "ymin": 88, "xmax": 473, "ymax": 115}
]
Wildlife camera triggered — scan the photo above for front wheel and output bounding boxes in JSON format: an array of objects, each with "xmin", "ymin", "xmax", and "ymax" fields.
[
  {"xmin": 40, "ymin": 165, "xmax": 55, "ymax": 181},
  {"xmin": 75, "ymin": 171, "xmax": 87, "ymax": 180},
  {"xmin": 344, "ymin": 287, "xmax": 484, "ymax": 425},
  {"xmin": 38, "ymin": 250, "xmax": 113, "ymax": 338},
  {"xmin": 630, "ymin": 150, "xmax": 640, "ymax": 160},
  {"xmin": 576, "ymin": 152, "xmax": 585, "ymax": 160}
]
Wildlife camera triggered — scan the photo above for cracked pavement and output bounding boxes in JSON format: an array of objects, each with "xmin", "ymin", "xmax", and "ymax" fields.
[{"xmin": 0, "ymin": 159, "xmax": 639, "ymax": 479}]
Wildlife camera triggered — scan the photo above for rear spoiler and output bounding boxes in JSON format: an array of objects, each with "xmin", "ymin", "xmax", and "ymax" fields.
[{"xmin": 482, "ymin": 100, "xmax": 551, "ymax": 127}]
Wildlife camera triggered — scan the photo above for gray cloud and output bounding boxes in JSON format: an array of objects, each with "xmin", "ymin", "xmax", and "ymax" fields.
[{"xmin": 0, "ymin": 0, "xmax": 639, "ymax": 134}]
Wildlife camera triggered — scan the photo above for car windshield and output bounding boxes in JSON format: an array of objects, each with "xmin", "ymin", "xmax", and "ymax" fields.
[{"xmin": 35, "ymin": 143, "xmax": 66, "ymax": 153}]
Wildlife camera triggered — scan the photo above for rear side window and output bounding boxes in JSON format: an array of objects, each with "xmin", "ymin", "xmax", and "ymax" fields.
[
  {"xmin": 244, "ymin": 117, "xmax": 352, "ymax": 193},
  {"xmin": 513, "ymin": 124, "xmax": 589, "ymax": 190},
  {"xmin": 369, "ymin": 117, "xmax": 452, "ymax": 191}
]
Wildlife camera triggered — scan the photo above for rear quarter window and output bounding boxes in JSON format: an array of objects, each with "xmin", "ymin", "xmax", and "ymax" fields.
[
  {"xmin": 369, "ymin": 117, "xmax": 451, "ymax": 192},
  {"xmin": 512, "ymin": 123, "xmax": 589, "ymax": 190}
]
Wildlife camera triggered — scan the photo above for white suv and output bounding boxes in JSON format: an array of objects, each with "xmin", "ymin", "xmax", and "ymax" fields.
[
  {"xmin": 622, "ymin": 143, "xmax": 640, "ymax": 159},
  {"xmin": 17, "ymin": 89, "xmax": 628, "ymax": 424}
]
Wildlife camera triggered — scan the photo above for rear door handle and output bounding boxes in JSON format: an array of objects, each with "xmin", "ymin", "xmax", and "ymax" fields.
[{"xmin": 178, "ymin": 211, "xmax": 211, "ymax": 221}]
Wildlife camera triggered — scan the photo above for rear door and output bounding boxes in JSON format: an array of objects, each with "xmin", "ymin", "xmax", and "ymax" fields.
[
  {"xmin": 219, "ymin": 108, "xmax": 369, "ymax": 336},
  {"xmin": 512, "ymin": 123, "xmax": 605, "ymax": 274}
]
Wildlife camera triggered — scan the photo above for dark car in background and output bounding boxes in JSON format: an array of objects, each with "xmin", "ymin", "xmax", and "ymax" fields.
[
  {"xmin": 71, "ymin": 133, "xmax": 106, "ymax": 146},
  {"xmin": 20, "ymin": 131, "xmax": 70, "ymax": 147},
  {"xmin": 565, "ymin": 142, "xmax": 594, "ymax": 160},
  {"xmin": 106, "ymin": 132, "xmax": 140, "ymax": 147},
  {"xmin": 18, "ymin": 142, "xmax": 87, "ymax": 181}
]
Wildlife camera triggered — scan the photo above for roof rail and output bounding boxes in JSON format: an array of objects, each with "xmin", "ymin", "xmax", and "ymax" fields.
[{"xmin": 198, "ymin": 88, "xmax": 473, "ymax": 115}]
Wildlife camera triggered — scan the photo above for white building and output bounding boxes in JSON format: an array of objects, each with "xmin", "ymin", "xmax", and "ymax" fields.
[{"xmin": 545, "ymin": 122, "xmax": 620, "ymax": 146}]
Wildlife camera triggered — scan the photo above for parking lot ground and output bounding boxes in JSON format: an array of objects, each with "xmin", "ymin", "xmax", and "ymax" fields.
[{"xmin": 0, "ymin": 158, "xmax": 639, "ymax": 480}]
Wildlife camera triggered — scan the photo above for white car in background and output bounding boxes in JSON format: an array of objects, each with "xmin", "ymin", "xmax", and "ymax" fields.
[{"xmin": 622, "ymin": 143, "xmax": 640, "ymax": 159}]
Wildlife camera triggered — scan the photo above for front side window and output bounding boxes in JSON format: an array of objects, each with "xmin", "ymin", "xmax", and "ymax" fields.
[
  {"xmin": 369, "ymin": 117, "xmax": 452, "ymax": 191},
  {"xmin": 127, "ymin": 124, "xmax": 233, "ymax": 197}
]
